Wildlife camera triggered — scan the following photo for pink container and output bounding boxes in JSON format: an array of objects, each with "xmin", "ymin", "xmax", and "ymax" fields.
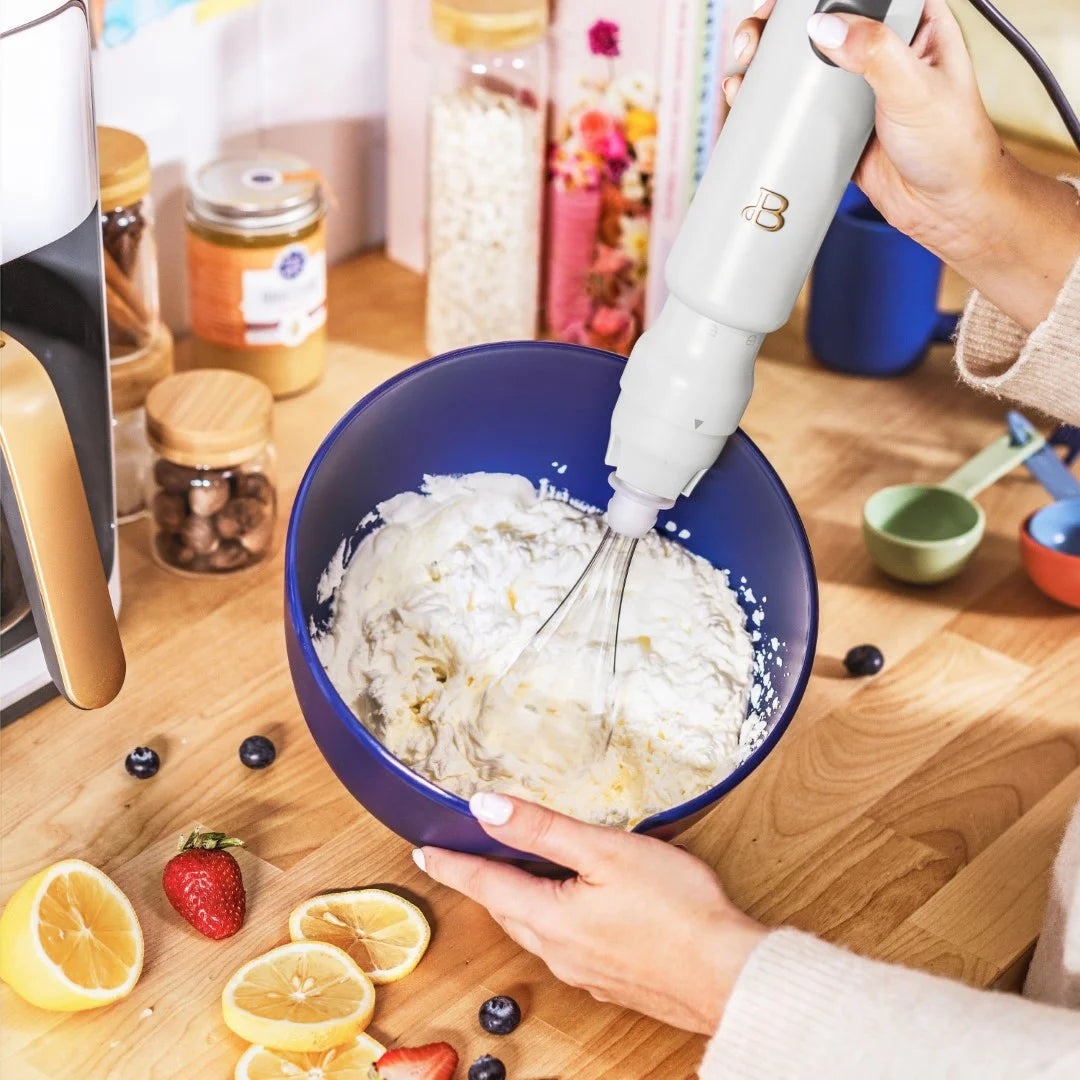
[{"xmin": 544, "ymin": 186, "xmax": 602, "ymax": 335}]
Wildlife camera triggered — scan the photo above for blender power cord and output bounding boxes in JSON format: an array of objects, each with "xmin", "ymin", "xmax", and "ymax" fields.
[{"xmin": 966, "ymin": 0, "xmax": 1080, "ymax": 152}]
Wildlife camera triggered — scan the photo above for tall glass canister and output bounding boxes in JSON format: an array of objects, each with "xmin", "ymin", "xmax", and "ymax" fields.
[{"xmin": 426, "ymin": 0, "xmax": 548, "ymax": 355}]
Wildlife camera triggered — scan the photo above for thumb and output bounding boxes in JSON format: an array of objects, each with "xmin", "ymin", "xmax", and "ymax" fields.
[
  {"xmin": 468, "ymin": 792, "xmax": 621, "ymax": 876},
  {"xmin": 807, "ymin": 12, "xmax": 929, "ymax": 110}
]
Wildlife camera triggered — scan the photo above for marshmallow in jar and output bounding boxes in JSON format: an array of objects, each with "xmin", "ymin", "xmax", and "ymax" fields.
[
  {"xmin": 144, "ymin": 369, "xmax": 278, "ymax": 576},
  {"xmin": 426, "ymin": 0, "xmax": 548, "ymax": 354}
]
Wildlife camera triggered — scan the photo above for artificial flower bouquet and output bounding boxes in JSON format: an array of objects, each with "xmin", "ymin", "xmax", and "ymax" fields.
[{"xmin": 544, "ymin": 18, "xmax": 658, "ymax": 356}]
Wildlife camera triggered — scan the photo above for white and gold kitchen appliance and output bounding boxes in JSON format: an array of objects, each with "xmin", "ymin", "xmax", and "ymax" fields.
[{"xmin": 1, "ymin": 1, "xmax": 126, "ymax": 721}]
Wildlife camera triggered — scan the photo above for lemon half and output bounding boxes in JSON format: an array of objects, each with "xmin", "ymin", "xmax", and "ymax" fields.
[
  {"xmin": 222, "ymin": 940, "xmax": 376, "ymax": 1052},
  {"xmin": 288, "ymin": 889, "xmax": 431, "ymax": 984},
  {"xmin": 0, "ymin": 859, "xmax": 143, "ymax": 1011},
  {"xmin": 234, "ymin": 1032, "xmax": 386, "ymax": 1080}
]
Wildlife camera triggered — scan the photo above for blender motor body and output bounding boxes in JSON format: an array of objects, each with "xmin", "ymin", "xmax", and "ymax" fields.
[{"xmin": 606, "ymin": 0, "xmax": 924, "ymax": 520}]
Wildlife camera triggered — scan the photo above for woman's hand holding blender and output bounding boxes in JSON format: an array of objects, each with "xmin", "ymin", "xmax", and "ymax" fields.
[
  {"xmin": 418, "ymin": 0, "xmax": 1080, "ymax": 1051},
  {"xmin": 727, "ymin": 0, "xmax": 1080, "ymax": 333}
]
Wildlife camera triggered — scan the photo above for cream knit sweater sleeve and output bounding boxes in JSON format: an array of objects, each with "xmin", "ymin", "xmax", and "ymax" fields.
[
  {"xmin": 700, "ymin": 804, "xmax": 1080, "ymax": 1078},
  {"xmin": 952, "ymin": 177, "xmax": 1080, "ymax": 426},
  {"xmin": 700, "ymin": 196, "xmax": 1080, "ymax": 1080}
]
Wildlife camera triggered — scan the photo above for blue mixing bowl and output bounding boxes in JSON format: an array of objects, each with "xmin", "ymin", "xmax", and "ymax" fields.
[{"xmin": 285, "ymin": 341, "xmax": 818, "ymax": 862}]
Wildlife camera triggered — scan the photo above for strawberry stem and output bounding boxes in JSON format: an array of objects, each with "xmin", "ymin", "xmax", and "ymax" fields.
[{"xmin": 179, "ymin": 828, "xmax": 245, "ymax": 852}]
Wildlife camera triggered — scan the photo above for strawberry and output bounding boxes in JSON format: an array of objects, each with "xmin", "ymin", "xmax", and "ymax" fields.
[
  {"xmin": 161, "ymin": 829, "xmax": 246, "ymax": 940},
  {"xmin": 370, "ymin": 1042, "xmax": 459, "ymax": 1080}
]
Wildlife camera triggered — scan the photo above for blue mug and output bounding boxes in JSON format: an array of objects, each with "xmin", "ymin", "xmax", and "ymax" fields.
[{"xmin": 808, "ymin": 184, "xmax": 959, "ymax": 376}]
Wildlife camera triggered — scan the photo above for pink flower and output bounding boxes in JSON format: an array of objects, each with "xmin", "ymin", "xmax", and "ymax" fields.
[
  {"xmin": 618, "ymin": 283, "xmax": 645, "ymax": 314},
  {"xmin": 548, "ymin": 143, "xmax": 603, "ymax": 192},
  {"xmin": 588, "ymin": 19, "xmax": 620, "ymax": 58},
  {"xmin": 592, "ymin": 243, "xmax": 631, "ymax": 276},
  {"xmin": 562, "ymin": 320, "xmax": 588, "ymax": 345},
  {"xmin": 601, "ymin": 127, "xmax": 628, "ymax": 163},
  {"xmin": 576, "ymin": 109, "xmax": 615, "ymax": 156},
  {"xmin": 591, "ymin": 304, "xmax": 631, "ymax": 338}
]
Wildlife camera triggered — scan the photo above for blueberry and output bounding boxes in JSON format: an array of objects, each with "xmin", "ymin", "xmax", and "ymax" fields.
[
  {"xmin": 844, "ymin": 644, "xmax": 884, "ymax": 677},
  {"xmin": 239, "ymin": 735, "xmax": 276, "ymax": 769},
  {"xmin": 468, "ymin": 1055, "xmax": 506, "ymax": 1080},
  {"xmin": 124, "ymin": 746, "xmax": 160, "ymax": 779},
  {"xmin": 478, "ymin": 995, "xmax": 521, "ymax": 1036}
]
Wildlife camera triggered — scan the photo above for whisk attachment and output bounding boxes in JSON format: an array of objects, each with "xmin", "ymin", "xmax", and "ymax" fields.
[
  {"xmin": 472, "ymin": 475, "xmax": 670, "ymax": 776},
  {"xmin": 474, "ymin": 526, "xmax": 639, "ymax": 771}
]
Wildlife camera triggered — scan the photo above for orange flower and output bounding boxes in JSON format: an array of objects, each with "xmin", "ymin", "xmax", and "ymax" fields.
[
  {"xmin": 591, "ymin": 305, "xmax": 631, "ymax": 338},
  {"xmin": 577, "ymin": 108, "xmax": 616, "ymax": 155}
]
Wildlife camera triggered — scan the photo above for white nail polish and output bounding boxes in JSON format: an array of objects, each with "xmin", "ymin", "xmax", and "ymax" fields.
[
  {"xmin": 733, "ymin": 31, "xmax": 751, "ymax": 61},
  {"xmin": 807, "ymin": 12, "xmax": 848, "ymax": 49},
  {"xmin": 411, "ymin": 848, "xmax": 426, "ymax": 872},
  {"xmin": 470, "ymin": 791, "xmax": 513, "ymax": 825}
]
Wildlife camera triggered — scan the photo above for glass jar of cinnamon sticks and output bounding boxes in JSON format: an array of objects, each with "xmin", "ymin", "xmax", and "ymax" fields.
[{"xmin": 98, "ymin": 126, "xmax": 161, "ymax": 363}]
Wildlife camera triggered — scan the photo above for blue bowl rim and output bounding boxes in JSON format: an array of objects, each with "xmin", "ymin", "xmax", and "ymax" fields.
[{"xmin": 284, "ymin": 340, "xmax": 819, "ymax": 835}]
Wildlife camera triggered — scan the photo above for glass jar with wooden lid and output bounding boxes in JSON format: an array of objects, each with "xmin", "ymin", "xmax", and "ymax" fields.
[
  {"xmin": 99, "ymin": 126, "xmax": 162, "ymax": 362},
  {"xmin": 110, "ymin": 323, "xmax": 174, "ymax": 523},
  {"xmin": 186, "ymin": 152, "xmax": 328, "ymax": 398},
  {"xmin": 144, "ymin": 369, "xmax": 277, "ymax": 576}
]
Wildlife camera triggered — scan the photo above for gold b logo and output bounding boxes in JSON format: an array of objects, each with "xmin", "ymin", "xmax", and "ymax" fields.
[{"xmin": 742, "ymin": 187, "xmax": 789, "ymax": 232}]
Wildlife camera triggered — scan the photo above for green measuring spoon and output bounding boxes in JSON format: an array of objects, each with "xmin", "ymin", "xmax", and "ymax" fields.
[{"xmin": 863, "ymin": 428, "xmax": 1046, "ymax": 584}]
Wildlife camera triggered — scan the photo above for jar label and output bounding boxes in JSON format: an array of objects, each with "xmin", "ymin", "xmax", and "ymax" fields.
[{"xmin": 187, "ymin": 222, "xmax": 327, "ymax": 349}]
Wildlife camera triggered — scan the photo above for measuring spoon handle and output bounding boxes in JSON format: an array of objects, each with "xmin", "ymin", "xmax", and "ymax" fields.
[{"xmin": 941, "ymin": 431, "xmax": 1046, "ymax": 500}]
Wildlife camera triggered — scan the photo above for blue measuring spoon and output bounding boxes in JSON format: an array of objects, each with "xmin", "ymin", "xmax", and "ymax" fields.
[{"xmin": 1007, "ymin": 411, "xmax": 1080, "ymax": 500}]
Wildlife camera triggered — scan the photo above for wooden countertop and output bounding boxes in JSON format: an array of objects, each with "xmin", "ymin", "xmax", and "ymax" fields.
[{"xmin": 3, "ymin": 251, "xmax": 1079, "ymax": 1080}]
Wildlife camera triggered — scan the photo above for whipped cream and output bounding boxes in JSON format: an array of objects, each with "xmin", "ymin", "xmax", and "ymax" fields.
[{"xmin": 314, "ymin": 473, "xmax": 755, "ymax": 827}]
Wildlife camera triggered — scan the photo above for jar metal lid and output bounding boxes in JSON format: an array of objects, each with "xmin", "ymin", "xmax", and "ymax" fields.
[
  {"xmin": 110, "ymin": 324, "xmax": 175, "ymax": 414},
  {"xmin": 186, "ymin": 152, "xmax": 326, "ymax": 237},
  {"xmin": 98, "ymin": 126, "xmax": 152, "ymax": 209},
  {"xmin": 145, "ymin": 368, "xmax": 273, "ymax": 469},
  {"xmin": 430, "ymin": 0, "xmax": 548, "ymax": 51}
]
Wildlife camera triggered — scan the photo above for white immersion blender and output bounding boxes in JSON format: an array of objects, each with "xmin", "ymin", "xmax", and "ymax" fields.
[
  {"xmin": 609, "ymin": 0, "xmax": 923, "ymax": 525},
  {"xmin": 475, "ymin": 0, "xmax": 925, "ymax": 758}
]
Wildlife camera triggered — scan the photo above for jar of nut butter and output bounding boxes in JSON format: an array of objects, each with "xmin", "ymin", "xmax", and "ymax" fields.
[
  {"xmin": 186, "ymin": 152, "xmax": 328, "ymax": 398},
  {"xmin": 144, "ymin": 369, "xmax": 277, "ymax": 576}
]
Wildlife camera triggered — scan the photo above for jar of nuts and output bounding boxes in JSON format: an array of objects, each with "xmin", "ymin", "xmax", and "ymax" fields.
[{"xmin": 144, "ymin": 369, "xmax": 277, "ymax": 576}]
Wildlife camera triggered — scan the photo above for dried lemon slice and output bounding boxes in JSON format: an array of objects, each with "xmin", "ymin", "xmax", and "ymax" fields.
[{"xmin": 289, "ymin": 889, "xmax": 430, "ymax": 984}]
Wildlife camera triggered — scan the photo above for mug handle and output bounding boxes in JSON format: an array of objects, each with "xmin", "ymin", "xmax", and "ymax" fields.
[
  {"xmin": 1049, "ymin": 423, "xmax": 1080, "ymax": 466},
  {"xmin": 932, "ymin": 310, "xmax": 961, "ymax": 343}
]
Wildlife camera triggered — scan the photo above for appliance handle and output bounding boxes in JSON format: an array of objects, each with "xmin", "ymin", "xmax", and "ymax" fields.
[{"xmin": 0, "ymin": 333, "xmax": 125, "ymax": 709}]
